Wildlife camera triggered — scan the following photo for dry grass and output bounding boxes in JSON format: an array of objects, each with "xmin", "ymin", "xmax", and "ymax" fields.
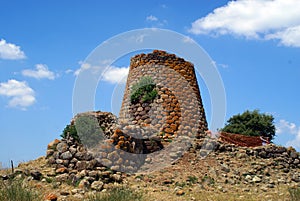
[
  {"xmin": 0, "ymin": 178, "xmax": 42, "ymax": 201},
  {"xmin": 0, "ymin": 175, "xmax": 294, "ymax": 201},
  {"xmin": 289, "ymin": 187, "xmax": 300, "ymax": 201},
  {"xmin": 140, "ymin": 188, "xmax": 291, "ymax": 201},
  {"xmin": 0, "ymin": 154, "xmax": 298, "ymax": 201},
  {"xmin": 86, "ymin": 186, "xmax": 144, "ymax": 201}
]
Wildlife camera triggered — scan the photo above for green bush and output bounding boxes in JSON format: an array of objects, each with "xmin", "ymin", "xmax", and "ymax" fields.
[
  {"xmin": 289, "ymin": 187, "xmax": 300, "ymax": 201},
  {"xmin": 75, "ymin": 115, "xmax": 105, "ymax": 149},
  {"xmin": 142, "ymin": 89, "xmax": 158, "ymax": 103},
  {"xmin": 0, "ymin": 179, "xmax": 41, "ymax": 201},
  {"xmin": 221, "ymin": 109, "xmax": 276, "ymax": 142},
  {"xmin": 130, "ymin": 76, "xmax": 158, "ymax": 104},
  {"xmin": 60, "ymin": 124, "xmax": 80, "ymax": 143},
  {"xmin": 60, "ymin": 115, "xmax": 105, "ymax": 148},
  {"xmin": 87, "ymin": 186, "xmax": 143, "ymax": 201}
]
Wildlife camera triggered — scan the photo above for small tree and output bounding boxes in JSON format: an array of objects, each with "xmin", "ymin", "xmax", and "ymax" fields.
[
  {"xmin": 221, "ymin": 110, "xmax": 276, "ymax": 142},
  {"xmin": 75, "ymin": 115, "xmax": 105, "ymax": 148},
  {"xmin": 61, "ymin": 124, "xmax": 80, "ymax": 143},
  {"xmin": 60, "ymin": 115, "xmax": 105, "ymax": 147}
]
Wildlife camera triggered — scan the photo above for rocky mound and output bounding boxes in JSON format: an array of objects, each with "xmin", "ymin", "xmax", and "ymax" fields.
[{"xmin": 1, "ymin": 136, "xmax": 299, "ymax": 200}]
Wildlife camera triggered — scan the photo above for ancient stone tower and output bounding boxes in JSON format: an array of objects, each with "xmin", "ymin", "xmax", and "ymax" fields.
[
  {"xmin": 119, "ymin": 50, "xmax": 208, "ymax": 141},
  {"xmin": 47, "ymin": 50, "xmax": 209, "ymax": 174}
]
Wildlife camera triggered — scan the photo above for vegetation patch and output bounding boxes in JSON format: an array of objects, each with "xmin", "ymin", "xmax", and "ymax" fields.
[
  {"xmin": 60, "ymin": 124, "xmax": 80, "ymax": 143},
  {"xmin": 130, "ymin": 76, "xmax": 158, "ymax": 104},
  {"xmin": 87, "ymin": 186, "xmax": 144, "ymax": 201},
  {"xmin": 221, "ymin": 109, "xmax": 276, "ymax": 142},
  {"xmin": 0, "ymin": 179, "xmax": 41, "ymax": 201},
  {"xmin": 289, "ymin": 187, "xmax": 300, "ymax": 201},
  {"xmin": 187, "ymin": 175, "xmax": 198, "ymax": 184},
  {"xmin": 60, "ymin": 115, "xmax": 105, "ymax": 148},
  {"xmin": 201, "ymin": 175, "xmax": 215, "ymax": 186}
]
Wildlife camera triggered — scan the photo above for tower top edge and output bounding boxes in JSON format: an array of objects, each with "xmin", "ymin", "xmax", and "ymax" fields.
[{"xmin": 130, "ymin": 50, "xmax": 193, "ymax": 68}]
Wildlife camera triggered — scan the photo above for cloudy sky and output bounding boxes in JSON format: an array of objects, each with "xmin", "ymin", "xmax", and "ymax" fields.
[{"xmin": 1, "ymin": 0, "xmax": 300, "ymax": 167}]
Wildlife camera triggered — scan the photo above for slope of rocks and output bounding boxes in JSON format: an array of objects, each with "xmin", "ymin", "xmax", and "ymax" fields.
[
  {"xmin": 1, "ymin": 135, "xmax": 300, "ymax": 201},
  {"xmin": 1, "ymin": 111, "xmax": 300, "ymax": 201}
]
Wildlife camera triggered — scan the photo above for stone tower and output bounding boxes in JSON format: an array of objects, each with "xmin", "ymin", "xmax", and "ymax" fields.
[
  {"xmin": 47, "ymin": 50, "xmax": 209, "ymax": 174},
  {"xmin": 119, "ymin": 50, "xmax": 208, "ymax": 141}
]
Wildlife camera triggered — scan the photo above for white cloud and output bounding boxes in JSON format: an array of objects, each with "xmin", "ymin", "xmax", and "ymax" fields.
[
  {"xmin": 74, "ymin": 62, "xmax": 92, "ymax": 76},
  {"xmin": 145, "ymin": 15, "xmax": 167, "ymax": 27},
  {"xmin": 74, "ymin": 61, "xmax": 129, "ymax": 84},
  {"xmin": 266, "ymin": 25, "xmax": 300, "ymax": 47},
  {"xmin": 276, "ymin": 119, "xmax": 300, "ymax": 149},
  {"xmin": 22, "ymin": 64, "xmax": 56, "ymax": 80},
  {"xmin": 189, "ymin": 0, "xmax": 300, "ymax": 47},
  {"xmin": 146, "ymin": 15, "xmax": 158, "ymax": 22},
  {"xmin": 127, "ymin": 34, "xmax": 149, "ymax": 44},
  {"xmin": 65, "ymin": 69, "xmax": 73, "ymax": 74},
  {"xmin": 0, "ymin": 79, "xmax": 36, "ymax": 110},
  {"xmin": 211, "ymin": 60, "xmax": 229, "ymax": 69},
  {"xmin": 102, "ymin": 67, "xmax": 129, "ymax": 84},
  {"xmin": 182, "ymin": 36, "xmax": 196, "ymax": 44},
  {"xmin": 218, "ymin": 63, "xmax": 229, "ymax": 69},
  {"xmin": 74, "ymin": 60, "xmax": 115, "ymax": 76},
  {"xmin": 135, "ymin": 34, "xmax": 147, "ymax": 43},
  {"xmin": 0, "ymin": 39, "xmax": 26, "ymax": 60}
]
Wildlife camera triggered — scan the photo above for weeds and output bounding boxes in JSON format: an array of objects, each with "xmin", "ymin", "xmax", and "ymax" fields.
[
  {"xmin": 187, "ymin": 175, "xmax": 198, "ymax": 184},
  {"xmin": 175, "ymin": 181, "xmax": 186, "ymax": 188},
  {"xmin": 201, "ymin": 175, "xmax": 215, "ymax": 186},
  {"xmin": 289, "ymin": 187, "xmax": 300, "ymax": 201},
  {"xmin": 130, "ymin": 76, "xmax": 157, "ymax": 104},
  {"xmin": 87, "ymin": 186, "xmax": 143, "ymax": 201},
  {"xmin": 44, "ymin": 177, "xmax": 53, "ymax": 183},
  {"xmin": 0, "ymin": 179, "xmax": 41, "ymax": 201}
]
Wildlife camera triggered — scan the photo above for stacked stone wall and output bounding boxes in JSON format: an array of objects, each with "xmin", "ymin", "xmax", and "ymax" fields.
[
  {"xmin": 119, "ymin": 50, "xmax": 208, "ymax": 140},
  {"xmin": 46, "ymin": 51, "xmax": 210, "ymax": 173}
]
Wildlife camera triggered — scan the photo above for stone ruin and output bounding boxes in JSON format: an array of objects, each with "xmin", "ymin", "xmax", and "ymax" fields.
[
  {"xmin": 2, "ymin": 50, "xmax": 300, "ymax": 201},
  {"xmin": 46, "ymin": 50, "xmax": 209, "ymax": 174},
  {"xmin": 44, "ymin": 50, "xmax": 300, "ymax": 193},
  {"xmin": 119, "ymin": 49, "xmax": 208, "ymax": 138}
]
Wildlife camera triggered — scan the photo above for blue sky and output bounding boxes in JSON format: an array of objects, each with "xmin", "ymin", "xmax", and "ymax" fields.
[{"xmin": 1, "ymin": 0, "xmax": 300, "ymax": 167}]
